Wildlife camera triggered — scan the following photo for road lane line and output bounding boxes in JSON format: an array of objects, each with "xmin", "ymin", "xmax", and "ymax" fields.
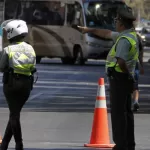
[
  {"xmin": 0, "ymin": 83, "xmax": 149, "ymax": 88},
  {"xmin": 36, "ymin": 80, "xmax": 97, "ymax": 86},
  {"xmin": 28, "ymin": 93, "xmax": 43, "ymax": 101}
]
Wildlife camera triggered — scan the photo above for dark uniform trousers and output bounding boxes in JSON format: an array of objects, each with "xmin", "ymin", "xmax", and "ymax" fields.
[
  {"xmin": 1, "ymin": 74, "xmax": 32, "ymax": 150},
  {"xmin": 109, "ymin": 71, "xmax": 135, "ymax": 150}
]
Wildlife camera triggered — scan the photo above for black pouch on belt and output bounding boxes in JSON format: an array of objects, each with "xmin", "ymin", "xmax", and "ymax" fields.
[
  {"xmin": 8, "ymin": 72, "xmax": 13, "ymax": 87},
  {"xmin": 30, "ymin": 75, "xmax": 34, "ymax": 90},
  {"xmin": 2, "ymin": 72, "xmax": 9, "ymax": 84}
]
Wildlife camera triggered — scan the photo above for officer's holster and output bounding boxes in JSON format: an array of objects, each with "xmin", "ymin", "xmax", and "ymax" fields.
[
  {"xmin": 2, "ymin": 68, "xmax": 14, "ymax": 86},
  {"xmin": 30, "ymin": 75, "xmax": 34, "ymax": 90},
  {"xmin": 31, "ymin": 68, "xmax": 38, "ymax": 90},
  {"xmin": 2, "ymin": 72, "xmax": 9, "ymax": 84}
]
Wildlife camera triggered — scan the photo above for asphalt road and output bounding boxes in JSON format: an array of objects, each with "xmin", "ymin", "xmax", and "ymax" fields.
[
  {"xmin": 0, "ymin": 56, "xmax": 150, "ymax": 113},
  {"xmin": 0, "ymin": 53, "xmax": 150, "ymax": 150}
]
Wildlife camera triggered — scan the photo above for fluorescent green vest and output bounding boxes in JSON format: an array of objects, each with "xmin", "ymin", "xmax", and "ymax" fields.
[
  {"xmin": 7, "ymin": 42, "xmax": 36, "ymax": 76},
  {"xmin": 106, "ymin": 32, "xmax": 139, "ymax": 74}
]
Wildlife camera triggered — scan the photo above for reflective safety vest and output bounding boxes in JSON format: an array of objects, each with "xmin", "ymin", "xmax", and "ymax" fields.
[
  {"xmin": 6, "ymin": 42, "xmax": 36, "ymax": 76},
  {"xmin": 106, "ymin": 32, "xmax": 139, "ymax": 74}
]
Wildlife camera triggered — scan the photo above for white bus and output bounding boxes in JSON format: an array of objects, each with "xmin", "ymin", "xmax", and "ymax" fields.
[
  {"xmin": 0, "ymin": 0, "xmax": 4, "ymax": 51},
  {"xmin": 3, "ymin": 0, "xmax": 126, "ymax": 64}
]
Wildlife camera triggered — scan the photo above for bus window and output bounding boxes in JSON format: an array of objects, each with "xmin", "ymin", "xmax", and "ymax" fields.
[
  {"xmin": 45, "ymin": 1, "xmax": 65, "ymax": 25},
  {"xmin": 4, "ymin": 0, "xmax": 19, "ymax": 20},
  {"xmin": 67, "ymin": 4, "xmax": 75, "ymax": 25},
  {"xmin": 5, "ymin": 1, "xmax": 65, "ymax": 26},
  {"xmin": 0, "ymin": 1, "xmax": 4, "ymax": 24},
  {"xmin": 67, "ymin": 2, "xmax": 84, "ymax": 26},
  {"xmin": 84, "ymin": 1, "xmax": 125, "ymax": 30}
]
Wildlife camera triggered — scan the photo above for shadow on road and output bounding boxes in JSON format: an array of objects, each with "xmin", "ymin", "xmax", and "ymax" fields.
[
  {"xmin": 24, "ymin": 148, "xmax": 112, "ymax": 150},
  {"xmin": 39, "ymin": 58, "xmax": 105, "ymax": 67},
  {"xmin": 0, "ymin": 104, "xmax": 150, "ymax": 114},
  {"xmin": 40, "ymin": 62, "xmax": 105, "ymax": 67}
]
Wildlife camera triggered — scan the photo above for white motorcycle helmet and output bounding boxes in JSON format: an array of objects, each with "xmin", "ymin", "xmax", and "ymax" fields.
[{"xmin": 1, "ymin": 19, "xmax": 28, "ymax": 40}]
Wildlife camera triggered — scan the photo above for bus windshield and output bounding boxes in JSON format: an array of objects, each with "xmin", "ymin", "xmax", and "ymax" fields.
[
  {"xmin": 84, "ymin": 1, "xmax": 125, "ymax": 30},
  {"xmin": 4, "ymin": 0, "xmax": 65, "ymax": 25}
]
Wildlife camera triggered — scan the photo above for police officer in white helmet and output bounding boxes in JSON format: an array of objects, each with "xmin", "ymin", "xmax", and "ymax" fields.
[{"xmin": 0, "ymin": 20, "xmax": 36, "ymax": 150}]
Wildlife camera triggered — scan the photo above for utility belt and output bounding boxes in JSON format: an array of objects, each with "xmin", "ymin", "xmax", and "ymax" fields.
[
  {"xmin": 2, "ymin": 68, "xmax": 37, "ymax": 90},
  {"xmin": 107, "ymin": 66, "xmax": 135, "ymax": 83},
  {"xmin": 13, "ymin": 73, "xmax": 32, "ymax": 79},
  {"xmin": 107, "ymin": 67, "xmax": 136, "ymax": 93}
]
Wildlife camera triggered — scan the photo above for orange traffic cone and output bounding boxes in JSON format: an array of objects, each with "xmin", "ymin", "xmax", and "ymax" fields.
[{"xmin": 84, "ymin": 78, "xmax": 114, "ymax": 148}]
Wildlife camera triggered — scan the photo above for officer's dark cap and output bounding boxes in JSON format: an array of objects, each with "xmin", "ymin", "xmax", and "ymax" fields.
[{"xmin": 117, "ymin": 6, "xmax": 136, "ymax": 21}]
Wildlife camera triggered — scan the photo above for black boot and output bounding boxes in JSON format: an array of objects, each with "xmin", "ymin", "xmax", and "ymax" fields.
[
  {"xmin": 1, "ymin": 141, "xmax": 9, "ymax": 150},
  {"xmin": 15, "ymin": 142, "xmax": 23, "ymax": 150}
]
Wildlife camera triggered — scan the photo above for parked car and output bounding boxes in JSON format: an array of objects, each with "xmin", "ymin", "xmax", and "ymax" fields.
[{"xmin": 140, "ymin": 27, "xmax": 150, "ymax": 47}]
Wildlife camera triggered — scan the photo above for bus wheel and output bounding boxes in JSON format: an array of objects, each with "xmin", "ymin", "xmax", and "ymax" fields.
[
  {"xmin": 61, "ymin": 57, "xmax": 75, "ymax": 65},
  {"xmin": 36, "ymin": 56, "xmax": 42, "ymax": 64},
  {"xmin": 76, "ymin": 47, "xmax": 86, "ymax": 65}
]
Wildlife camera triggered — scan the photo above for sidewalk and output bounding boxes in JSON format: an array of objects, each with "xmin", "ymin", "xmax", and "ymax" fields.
[{"xmin": 0, "ymin": 108, "xmax": 149, "ymax": 150}]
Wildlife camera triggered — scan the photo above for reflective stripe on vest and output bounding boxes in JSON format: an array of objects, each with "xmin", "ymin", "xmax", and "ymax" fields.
[
  {"xmin": 8, "ymin": 42, "xmax": 36, "ymax": 76},
  {"xmin": 106, "ymin": 32, "xmax": 139, "ymax": 74}
]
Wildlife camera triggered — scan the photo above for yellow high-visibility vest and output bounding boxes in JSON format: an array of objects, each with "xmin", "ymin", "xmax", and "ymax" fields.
[
  {"xmin": 106, "ymin": 32, "xmax": 139, "ymax": 74},
  {"xmin": 7, "ymin": 42, "xmax": 36, "ymax": 76}
]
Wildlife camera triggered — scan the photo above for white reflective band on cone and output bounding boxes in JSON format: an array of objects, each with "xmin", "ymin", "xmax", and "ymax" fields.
[
  {"xmin": 95, "ymin": 100, "xmax": 107, "ymax": 108},
  {"xmin": 97, "ymin": 85, "xmax": 105, "ymax": 97}
]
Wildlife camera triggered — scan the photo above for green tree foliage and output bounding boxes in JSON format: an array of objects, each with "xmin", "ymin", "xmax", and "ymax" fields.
[{"xmin": 126, "ymin": 0, "xmax": 150, "ymax": 20}]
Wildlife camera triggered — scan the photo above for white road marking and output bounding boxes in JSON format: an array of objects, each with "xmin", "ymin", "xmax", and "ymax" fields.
[
  {"xmin": 47, "ymin": 95, "xmax": 85, "ymax": 99},
  {"xmin": 28, "ymin": 93, "xmax": 43, "ymax": 101},
  {"xmin": 33, "ymin": 85, "xmax": 97, "ymax": 89},
  {"xmin": 0, "ymin": 83, "xmax": 148, "ymax": 89},
  {"xmin": 33, "ymin": 83, "xmax": 150, "ymax": 88},
  {"xmin": 37, "ymin": 70, "xmax": 98, "ymax": 74},
  {"xmin": 37, "ymin": 80, "xmax": 97, "ymax": 86}
]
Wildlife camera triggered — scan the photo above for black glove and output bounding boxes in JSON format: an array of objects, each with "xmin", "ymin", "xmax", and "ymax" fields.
[{"xmin": 31, "ymin": 68, "xmax": 37, "ymax": 75}]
